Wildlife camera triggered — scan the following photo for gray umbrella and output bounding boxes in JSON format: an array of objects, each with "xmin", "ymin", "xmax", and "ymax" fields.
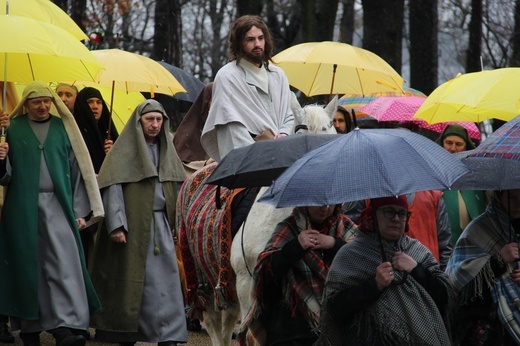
[
  {"xmin": 258, "ymin": 128, "xmax": 470, "ymax": 208},
  {"xmin": 206, "ymin": 133, "xmax": 342, "ymax": 188},
  {"xmin": 451, "ymin": 115, "xmax": 520, "ymax": 190},
  {"xmin": 157, "ymin": 61, "xmax": 204, "ymax": 103}
]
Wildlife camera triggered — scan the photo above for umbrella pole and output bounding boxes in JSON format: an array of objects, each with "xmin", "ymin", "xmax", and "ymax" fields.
[
  {"xmin": 351, "ymin": 109, "xmax": 359, "ymax": 129},
  {"xmin": 329, "ymin": 64, "xmax": 337, "ymax": 102},
  {"xmin": 1, "ymin": 53, "xmax": 7, "ymax": 144},
  {"xmin": 1, "ymin": 1, "xmax": 9, "ymax": 144},
  {"xmin": 106, "ymin": 80, "xmax": 115, "ymax": 141}
]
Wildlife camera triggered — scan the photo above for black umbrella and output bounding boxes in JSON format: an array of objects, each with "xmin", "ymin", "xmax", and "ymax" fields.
[
  {"xmin": 206, "ymin": 133, "xmax": 342, "ymax": 188},
  {"xmin": 157, "ymin": 61, "xmax": 204, "ymax": 103}
]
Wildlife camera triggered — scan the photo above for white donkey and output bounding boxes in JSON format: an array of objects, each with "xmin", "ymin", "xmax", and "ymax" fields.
[{"xmin": 177, "ymin": 95, "xmax": 337, "ymax": 346}]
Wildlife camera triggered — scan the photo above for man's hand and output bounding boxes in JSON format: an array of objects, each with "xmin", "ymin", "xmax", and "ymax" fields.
[
  {"xmin": 0, "ymin": 142, "xmax": 8, "ymax": 160},
  {"xmin": 76, "ymin": 218, "xmax": 87, "ymax": 230},
  {"xmin": 0, "ymin": 111, "xmax": 10, "ymax": 130},
  {"xmin": 110, "ymin": 228, "xmax": 127, "ymax": 243}
]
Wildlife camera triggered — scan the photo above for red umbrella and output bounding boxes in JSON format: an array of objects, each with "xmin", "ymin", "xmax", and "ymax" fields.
[{"xmin": 360, "ymin": 96, "xmax": 481, "ymax": 141}]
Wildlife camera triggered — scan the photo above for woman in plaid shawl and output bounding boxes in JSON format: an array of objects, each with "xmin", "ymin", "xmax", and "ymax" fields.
[
  {"xmin": 317, "ymin": 196, "xmax": 455, "ymax": 345},
  {"xmin": 242, "ymin": 204, "xmax": 356, "ymax": 345},
  {"xmin": 446, "ymin": 189, "xmax": 520, "ymax": 345}
]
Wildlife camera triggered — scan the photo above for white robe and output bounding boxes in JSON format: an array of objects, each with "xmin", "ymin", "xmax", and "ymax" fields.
[{"xmin": 201, "ymin": 60, "xmax": 294, "ymax": 162}]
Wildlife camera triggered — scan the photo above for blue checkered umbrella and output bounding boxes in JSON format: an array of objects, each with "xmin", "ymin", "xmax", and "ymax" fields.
[
  {"xmin": 452, "ymin": 115, "xmax": 520, "ymax": 190},
  {"xmin": 258, "ymin": 128, "xmax": 469, "ymax": 208}
]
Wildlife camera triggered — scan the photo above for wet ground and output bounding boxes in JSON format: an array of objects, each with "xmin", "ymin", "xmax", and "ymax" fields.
[{"xmin": 6, "ymin": 327, "xmax": 214, "ymax": 346}]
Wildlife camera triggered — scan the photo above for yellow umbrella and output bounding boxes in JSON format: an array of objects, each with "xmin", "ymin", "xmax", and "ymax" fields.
[
  {"xmin": 272, "ymin": 41, "xmax": 404, "ymax": 97},
  {"xmin": 86, "ymin": 49, "xmax": 187, "ymax": 96},
  {"xmin": 0, "ymin": 16, "xmax": 102, "ymax": 83},
  {"xmin": 94, "ymin": 86, "xmax": 146, "ymax": 133},
  {"xmin": 0, "ymin": 0, "xmax": 87, "ymax": 40},
  {"xmin": 413, "ymin": 68, "xmax": 520, "ymax": 124}
]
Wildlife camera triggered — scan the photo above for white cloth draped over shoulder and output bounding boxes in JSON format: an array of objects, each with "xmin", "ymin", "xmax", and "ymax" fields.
[{"xmin": 201, "ymin": 60, "xmax": 294, "ymax": 162}]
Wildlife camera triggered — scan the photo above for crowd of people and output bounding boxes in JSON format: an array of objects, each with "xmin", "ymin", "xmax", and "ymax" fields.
[{"xmin": 0, "ymin": 13, "xmax": 517, "ymax": 346}]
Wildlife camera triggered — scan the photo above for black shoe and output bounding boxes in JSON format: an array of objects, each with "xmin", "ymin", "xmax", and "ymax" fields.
[
  {"xmin": 20, "ymin": 332, "xmax": 40, "ymax": 346},
  {"xmin": 158, "ymin": 342, "xmax": 177, "ymax": 346},
  {"xmin": 186, "ymin": 318, "xmax": 202, "ymax": 332},
  {"xmin": 56, "ymin": 335, "xmax": 86, "ymax": 346},
  {"xmin": 0, "ymin": 322, "xmax": 14, "ymax": 343}
]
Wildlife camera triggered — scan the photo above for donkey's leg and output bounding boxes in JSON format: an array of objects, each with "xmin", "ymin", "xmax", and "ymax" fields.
[
  {"xmin": 221, "ymin": 303, "xmax": 240, "ymax": 345},
  {"xmin": 202, "ymin": 305, "xmax": 225, "ymax": 346}
]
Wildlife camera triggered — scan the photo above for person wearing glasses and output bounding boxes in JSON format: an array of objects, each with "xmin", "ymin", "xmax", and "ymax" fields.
[
  {"xmin": 317, "ymin": 196, "xmax": 455, "ymax": 345},
  {"xmin": 241, "ymin": 204, "xmax": 357, "ymax": 345},
  {"xmin": 343, "ymin": 191, "xmax": 453, "ymax": 270}
]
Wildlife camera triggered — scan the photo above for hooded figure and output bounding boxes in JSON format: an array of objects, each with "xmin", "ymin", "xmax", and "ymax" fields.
[
  {"xmin": 173, "ymin": 82, "xmax": 212, "ymax": 163},
  {"xmin": 436, "ymin": 124, "xmax": 486, "ymax": 245},
  {"xmin": 0, "ymin": 81, "xmax": 103, "ymax": 346},
  {"xmin": 317, "ymin": 196, "xmax": 455, "ymax": 346},
  {"xmin": 91, "ymin": 100, "xmax": 187, "ymax": 345},
  {"xmin": 73, "ymin": 87, "xmax": 119, "ymax": 173},
  {"xmin": 435, "ymin": 124, "xmax": 476, "ymax": 151}
]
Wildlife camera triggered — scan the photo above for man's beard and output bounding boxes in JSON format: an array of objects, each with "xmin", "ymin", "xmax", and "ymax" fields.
[{"xmin": 242, "ymin": 50, "xmax": 264, "ymax": 66}]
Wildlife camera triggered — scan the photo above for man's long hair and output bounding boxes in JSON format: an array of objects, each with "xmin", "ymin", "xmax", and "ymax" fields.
[{"xmin": 228, "ymin": 15, "xmax": 274, "ymax": 69}]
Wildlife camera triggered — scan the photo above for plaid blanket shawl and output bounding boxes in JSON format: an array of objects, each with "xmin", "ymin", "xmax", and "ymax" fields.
[
  {"xmin": 177, "ymin": 163, "xmax": 244, "ymax": 315},
  {"xmin": 242, "ymin": 206, "xmax": 356, "ymax": 345},
  {"xmin": 446, "ymin": 201, "xmax": 520, "ymax": 342},
  {"xmin": 446, "ymin": 202, "xmax": 515, "ymax": 302},
  {"xmin": 317, "ymin": 231, "xmax": 454, "ymax": 346}
]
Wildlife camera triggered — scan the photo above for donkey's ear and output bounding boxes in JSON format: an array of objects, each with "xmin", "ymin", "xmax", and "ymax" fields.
[
  {"xmin": 324, "ymin": 94, "xmax": 339, "ymax": 118},
  {"xmin": 290, "ymin": 92, "xmax": 304, "ymax": 121}
]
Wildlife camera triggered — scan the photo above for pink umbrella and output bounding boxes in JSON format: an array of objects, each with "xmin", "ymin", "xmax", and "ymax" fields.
[{"xmin": 360, "ymin": 96, "xmax": 481, "ymax": 141}]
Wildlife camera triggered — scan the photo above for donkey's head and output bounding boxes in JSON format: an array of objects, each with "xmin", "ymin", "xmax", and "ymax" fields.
[{"xmin": 291, "ymin": 92, "xmax": 338, "ymax": 134}]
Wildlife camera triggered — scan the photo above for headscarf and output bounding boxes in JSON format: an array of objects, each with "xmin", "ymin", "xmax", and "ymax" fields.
[
  {"xmin": 97, "ymin": 99, "xmax": 186, "ymax": 189},
  {"xmin": 173, "ymin": 83, "xmax": 212, "ymax": 162},
  {"xmin": 435, "ymin": 124, "xmax": 475, "ymax": 150},
  {"xmin": 56, "ymin": 83, "xmax": 78, "ymax": 94},
  {"xmin": 358, "ymin": 195, "xmax": 410, "ymax": 232},
  {"xmin": 73, "ymin": 87, "xmax": 119, "ymax": 173},
  {"xmin": 10, "ymin": 81, "xmax": 104, "ymax": 224}
]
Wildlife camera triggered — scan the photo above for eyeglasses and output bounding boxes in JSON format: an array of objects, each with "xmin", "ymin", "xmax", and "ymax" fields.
[{"xmin": 379, "ymin": 208, "xmax": 410, "ymax": 221}]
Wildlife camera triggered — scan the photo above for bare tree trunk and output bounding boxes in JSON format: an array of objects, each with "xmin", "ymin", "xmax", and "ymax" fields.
[
  {"xmin": 511, "ymin": 0, "xmax": 520, "ymax": 66},
  {"xmin": 466, "ymin": 0, "xmax": 482, "ymax": 72},
  {"xmin": 338, "ymin": 0, "xmax": 355, "ymax": 43},
  {"xmin": 265, "ymin": 0, "xmax": 301, "ymax": 50},
  {"xmin": 236, "ymin": 0, "xmax": 263, "ymax": 16},
  {"xmin": 152, "ymin": 0, "xmax": 182, "ymax": 66},
  {"xmin": 316, "ymin": 0, "xmax": 340, "ymax": 41},
  {"xmin": 70, "ymin": 0, "xmax": 87, "ymax": 33},
  {"xmin": 409, "ymin": 0, "xmax": 438, "ymax": 94},
  {"xmin": 53, "ymin": 0, "xmax": 67, "ymax": 11},
  {"xmin": 361, "ymin": 0, "xmax": 404, "ymax": 75},
  {"xmin": 297, "ymin": 0, "xmax": 317, "ymax": 41}
]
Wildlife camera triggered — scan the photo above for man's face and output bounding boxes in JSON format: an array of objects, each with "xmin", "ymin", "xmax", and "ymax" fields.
[
  {"xmin": 241, "ymin": 25, "xmax": 265, "ymax": 66},
  {"xmin": 56, "ymin": 86, "xmax": 77, "ymax": 113},
  {"xmin": 442, "ymin": 135, "xmax": 467, "ymax": 153},
  {"xmin": 25, "ymin": 97, "xmax": 51, "ymax": 121},
  {"xmin": 87, "ymin": 97, "xmax": 103, "ymax": 120},
  {"xmin": 140, "ymin": 111, "xmax": 163, "ymax": 144},
  {"xmin": 333, "ymin": 111, "xmax": 347, "ymax": 133}
]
